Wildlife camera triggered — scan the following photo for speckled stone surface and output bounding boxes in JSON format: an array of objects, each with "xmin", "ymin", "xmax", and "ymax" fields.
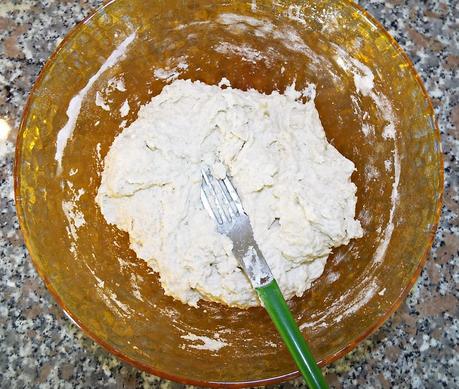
[{"xmin": 0, "ymin": 0, "xmax": 457, "ymax": 387}]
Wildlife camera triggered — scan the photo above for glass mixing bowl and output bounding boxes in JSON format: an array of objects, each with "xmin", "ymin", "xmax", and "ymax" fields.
[{"xmin": 15, "ymin": 0, "xmax": 443, "ymax": 386}]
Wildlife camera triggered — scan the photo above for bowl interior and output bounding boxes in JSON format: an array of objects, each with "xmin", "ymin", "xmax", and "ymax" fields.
[{"xmin": 15, "ymin": 0, "xmax": 442, "ymax": 386}]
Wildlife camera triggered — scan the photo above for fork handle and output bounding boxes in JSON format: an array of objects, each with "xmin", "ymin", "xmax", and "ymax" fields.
[{"xmin": 256, "ymin": 280, "xmax": 328, "ymax": 389}]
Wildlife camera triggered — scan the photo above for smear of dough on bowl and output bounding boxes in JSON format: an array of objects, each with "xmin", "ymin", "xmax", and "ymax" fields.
[{"xmin": 96, "ymin": 79, "xmax": 363, "ymax": 308}]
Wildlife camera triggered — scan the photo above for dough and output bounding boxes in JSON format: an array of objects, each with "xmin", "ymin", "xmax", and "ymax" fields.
[{"xmin": 96, "ymin": 79, "xmax": 363, "ymax": 308}]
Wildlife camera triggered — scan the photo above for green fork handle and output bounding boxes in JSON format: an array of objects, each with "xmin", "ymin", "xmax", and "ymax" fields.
[{"xmin": 256, "ymin": 280, "xmax": 328, "ymax": 389}]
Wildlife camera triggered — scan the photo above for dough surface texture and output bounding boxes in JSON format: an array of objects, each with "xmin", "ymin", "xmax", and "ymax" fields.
[{"xmin": 96, "ymin": 79, "xmax": 363, "ymax": 307}]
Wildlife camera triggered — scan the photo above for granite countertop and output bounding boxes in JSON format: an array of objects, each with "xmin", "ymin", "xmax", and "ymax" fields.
[{"xmin": 0, "ymin": 0, "xmax": 457, "ymax": 387}]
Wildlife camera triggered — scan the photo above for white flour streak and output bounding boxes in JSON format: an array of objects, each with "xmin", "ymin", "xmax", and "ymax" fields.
[
  {"xmin": 115, "ymin": 77, "xmax": 126, "ymax": 92},
  {"xmin": 95, "ymin": 143, "xmax": 102, "ymax": 163},
  {"xmin": 366, "ymin": 84, "xmax": 400, "ymax": 265},
  {"xmin": 334, "ymin": 45, "xmax": 374, "ymax": 96},
  {"xmin": 154, "ymin": 60, "xmax": 188, "ymax": 82},
  {"xmin": 95, "ymin": 91, "xmax": 110, "ymax": 111},
  {"xmin": 153, "ymin": 68, "xmax": 180, "ymax": 82},
  {"xmin": 217, "ymin": 13, "xmax": 274, "ymax": 37},
  {"xmin": 273, "ymin": 27, "xmax": 311, "ymax": 55},
  {"xmin": 94, "ymin": 288, "xmax": 132, "ymax": 317},
  {"xmin": 369, "ymin": 92, "xmax": 397, "ymax": 140},
  {"xmin": 384, "ymin": 159, "xmax": 392, "ymax": 172},
  {"xmin": 326, "ymin": 272, "xmax": 339, "ymax": 283},
  {"xmin": 333, "ymin": 46, "xmax": 400, "ymax": 265},
  {"xmin": 181, "ymin": 333, "xmax": 227, "ymax": 351},
  {"xmin": 300, "ymin": 279, "xmax": 379, "ymax": 328},
  {"xmin": 62, "ymin": 185, "xmax": 85, "ymax": 241},
  {"xmin": 120, "ymin": 99, "xmax": 130, "ymax": 117},
  {"xmin": 216, "ymin": 12, "xmax": 327, "ymax": 71},
  {"xmin": 352, "ymin": 59, "xmax": 374, "ymax": 96},
  {"xmin": 365, "ymin": 164, "xmax": 380, "ymax": 180},
  {"xmin": 117, "ymin": 257, "xmax": 129, "ymax": 270},
  {"xmin": 62, "ymin": 200, "xmax": 85, "ymax": 240},
  {"xmin": 286, "ymin": 4, "xmax": 307, "ymax": 25},
  {"xmin": 175, "ymin": 21, "xmax": 210, "ymax": 30},
  {"xmin": 382, "ymin": 123, "xmax": 396, "ymax": 140},
  {"xmin": 361, "ymin": 123, "xmax": 374, "ymax": 137},
  {"xmin": 334, "ymin": 45, "xmax": 396, "ymax": 140},
  {"xmin": 85, "ymin": 263, "xmax": 133, "ymax": 317},
  {"xmin": 54, "ymin": 32, "xmax": 136, "ymax": 174},
  {"xmin": 214, "ymin": 42, "xmax": 267, "ymax": 63},
  {"xmin": 218, "ymin": 13, "xmax": 267, "ymax": 28},
  {"xmin": 373, "ymin": 149, "xmax": 400, "ymax": 263},
  {"xmin": 130, "ymin": 273, "xmax": 144, "ymax": 301},
  {"xmin": 333, "ymin": 280, "xmax": 378, "ymax": 323}
]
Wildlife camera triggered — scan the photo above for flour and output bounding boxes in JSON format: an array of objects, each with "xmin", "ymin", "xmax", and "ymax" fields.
[
  {"xmin": 62, "ymin": 182, "xmax": 85, "ymax": 241},
  {"xmin": 54, "ymin": 32, "xmax": 136, "ymax": 173},
  {"xmin": 214, "ymin": 42, "xmax": 267, "ymax": 64},
  {"xmin": 153, "ymin": 58, "xmax": 189, "ymax": 83},
  {"xmin": 153, "ymin": 68, "xmax": 181, "ymax": 82},
  {"xmin": 180, "ymin": 333, "xmax": 228, "ymax": 351},
  {"xmin": 334, "ymin": 47, "xmax": 401, "ymax": 266},
  {"xmin": 351, "ymin": 60, "xmax": 374, "ymax": 96},
  {"xmin": 384, "ymin": 159, "xmax": 392, "ymax": 172},
  {"xmin": 119, "ymin": 100, "xmax": 130, "ymax": 118},
  {"xmin": 96, "ymin": 79, "xmax": 363, "ymax": 308},
  {"xmin": 286, "ymin": 4, "xmax": 307, "ymax": 26},
  {"xmin": 95, "ymin": 91, "xmax": 110, "ymax": 111},
  {"xmin": 217, "ymin": 13, "xmax": 274, "ymax": 38}
]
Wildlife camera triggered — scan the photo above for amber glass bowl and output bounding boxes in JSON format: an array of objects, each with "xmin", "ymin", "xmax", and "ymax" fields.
[{"xmin": 15, "ymin": 0, "xmax": 442, "ymax": 386}]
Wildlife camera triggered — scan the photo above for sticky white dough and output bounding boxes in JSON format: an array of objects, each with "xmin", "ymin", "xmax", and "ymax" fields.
[{"xmin": 96, "ymin": 79, "xmax": 363, "ymax": 307}]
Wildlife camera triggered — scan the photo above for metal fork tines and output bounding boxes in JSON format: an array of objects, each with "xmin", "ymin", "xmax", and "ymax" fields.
[
  {"xmin": 200, "ymin": 167, "xmax": 244, "ymax": 228},
  {"xmin": 200, "ymin": 165, "xmax": 273, "ymax": 288}
]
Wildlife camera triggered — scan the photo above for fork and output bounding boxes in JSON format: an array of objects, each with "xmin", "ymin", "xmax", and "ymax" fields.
[{"xmin": 201, "ymin": 166, "xmax": 328, "ymax": 389}]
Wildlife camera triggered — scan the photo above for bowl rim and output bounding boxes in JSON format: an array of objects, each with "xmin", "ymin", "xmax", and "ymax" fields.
[{"xmin": 14, "ymin": 0, "xmax": 444, "ymax": 387}]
